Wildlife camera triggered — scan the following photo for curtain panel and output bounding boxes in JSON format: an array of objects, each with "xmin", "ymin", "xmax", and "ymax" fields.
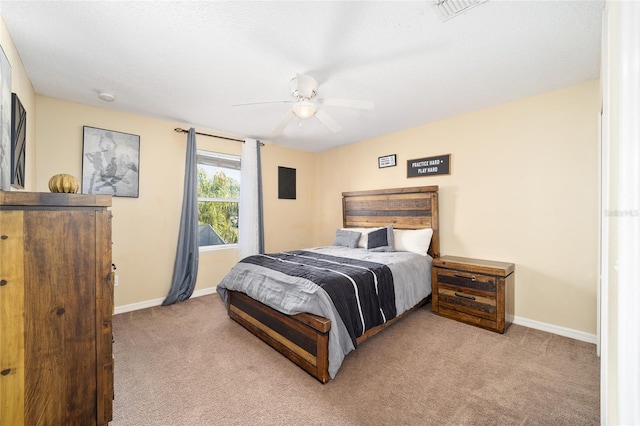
[
  {"xmin": 238, "ymin": 138, "xmax": 264, "ymax": 259},
  {"xmin": 163, "ymin": 128, "xmax": 199, "ymax": 305}
]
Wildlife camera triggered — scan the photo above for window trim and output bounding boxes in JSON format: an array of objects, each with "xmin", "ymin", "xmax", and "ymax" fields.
[
  {"xmin": 198, "ymin": 197, "xmax": 240, "ymax": 203},
  {"xmin": 199, "ymin": 242, "xmax": 238, "ymax": 253}
]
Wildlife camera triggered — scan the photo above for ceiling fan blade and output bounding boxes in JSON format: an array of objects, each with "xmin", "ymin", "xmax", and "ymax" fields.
[
  {"xmin": 315, "ymin": 109, "xmax": 343, "ymax": 133},
  {"xmin": 233, "ymin": 100, "xmax": 292, "ymax": 107},
  {"xmin": 318, "ymin": 98, "xmax": 374, "ymax": 110},
  {"xmin": 271, "ymin": 110, "xmax": 296, "ymax": 136}
]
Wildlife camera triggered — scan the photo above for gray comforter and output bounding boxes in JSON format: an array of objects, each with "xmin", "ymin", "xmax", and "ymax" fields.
[{"xmin": 216, "ymin": 246, "xmax": 432, "ymax": 378}]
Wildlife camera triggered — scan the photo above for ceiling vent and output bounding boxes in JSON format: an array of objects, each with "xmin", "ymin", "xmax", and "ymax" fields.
[{"xmin": 432, "ymin": 0, "xmax": 488, "ymax": 21}]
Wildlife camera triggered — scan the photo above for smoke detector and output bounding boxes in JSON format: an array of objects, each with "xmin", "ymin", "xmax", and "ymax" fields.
[{"xmin": 97, "ymin": 91, "xmax": 116, "ymax": 102}]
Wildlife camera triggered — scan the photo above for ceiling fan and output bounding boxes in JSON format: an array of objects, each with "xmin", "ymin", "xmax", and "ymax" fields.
[{"xmin": 234, "ymin": 73, "xmax": 374, "ymax": 136}]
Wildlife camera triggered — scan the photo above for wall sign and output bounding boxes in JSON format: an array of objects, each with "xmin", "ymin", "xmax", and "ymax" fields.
[
  {"xmin": 378, "ymin": 154, "xmax": 397, "ymax": 168},
  {"xmin": 407, "ymin": 154, "xmax": 451, "ymax": 178}
]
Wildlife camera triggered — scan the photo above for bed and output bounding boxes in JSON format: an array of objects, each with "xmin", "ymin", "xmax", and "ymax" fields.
[{"xmin": 216, "ymin": 185, "xmax": 440, "ymax": 383}]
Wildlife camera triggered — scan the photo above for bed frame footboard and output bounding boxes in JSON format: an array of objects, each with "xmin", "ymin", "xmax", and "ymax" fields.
[
  {"xmin": 227, "ymin": 290, "xmax": 332, "ymax": 383},
  {"xmin": 227, "ymin": 290, "xmax": 432, "ymax": 383}
]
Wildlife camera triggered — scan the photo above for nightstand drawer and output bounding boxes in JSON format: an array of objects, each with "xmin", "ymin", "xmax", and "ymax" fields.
[
  {"xmin": 437, "ymin": 287, "xmax": 496, "ymax": 321},
  {"xmin": 435, "ymin": 269, "xmax": 497, "ymax": 294}
]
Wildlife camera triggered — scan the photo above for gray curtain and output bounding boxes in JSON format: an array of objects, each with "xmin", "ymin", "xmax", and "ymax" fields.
[{"xmin": 163, "ymin": 128, "xmax": 199, "ymax": 305}]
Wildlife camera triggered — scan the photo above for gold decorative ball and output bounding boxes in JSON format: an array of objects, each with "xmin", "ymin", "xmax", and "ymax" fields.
[{"xmin": 48, "ymin": 174, "xmax": 80, "ymax": 193}]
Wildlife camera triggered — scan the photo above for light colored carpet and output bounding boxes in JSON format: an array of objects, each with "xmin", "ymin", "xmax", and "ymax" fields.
[{"xmin": 112, "ymin": 294, "xmax": 599, "ymax": 425}]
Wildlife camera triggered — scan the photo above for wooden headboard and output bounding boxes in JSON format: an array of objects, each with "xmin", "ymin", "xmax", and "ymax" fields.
[{"xmin": 342, "ymin": 185, "xmax": 440, "ymax": 258}]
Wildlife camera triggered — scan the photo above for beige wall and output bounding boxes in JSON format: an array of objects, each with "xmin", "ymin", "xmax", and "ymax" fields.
[
  {"xmin": 35, "ymin": 96, "xmax": 315, "ymax": 307},
  {"xmin": 315, "ymin": 80, "xmax": 600, "ymax": 335},
  {"xmin": 34, "ymin": 81, "xmax": 599, "ymax": 332},
  {"xmin": 262, "ymin": 145, "xmax": 316, "ymax": 252},
  {"xmin": 0, "ymin": 18, "xmax": 36, "ymax": 191}
]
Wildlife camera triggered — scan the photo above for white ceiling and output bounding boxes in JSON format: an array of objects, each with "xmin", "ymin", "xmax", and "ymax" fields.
[{"xmin": 0, "ymin": 1, "xmax": 603, "ymax": 152}]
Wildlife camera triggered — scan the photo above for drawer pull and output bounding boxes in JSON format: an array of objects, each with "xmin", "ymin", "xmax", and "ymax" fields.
[
  {"xmin": 454, "ymin": 273, "xmax": 476, "ymax": 281},
  {"xmin": 455, "ymin": 292, "xmax": 476, "ymax": 301}
]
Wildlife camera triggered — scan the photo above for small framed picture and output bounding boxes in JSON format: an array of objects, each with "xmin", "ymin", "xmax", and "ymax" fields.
[
  {"xmin": 378, "ymin": 154, "xmax": 397, "ymax": 169},
  {"xmin": 82, "ymin": 126, "xmax": 140, "ymax": 197}
]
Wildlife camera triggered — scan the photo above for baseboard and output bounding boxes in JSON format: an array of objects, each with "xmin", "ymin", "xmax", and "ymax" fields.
[
  {"xmin": 512, "ymin": 315, "xmax": 598, "ymax": 345},
  {"xmin": 114, "ymin": 287, "xmax": 217, "ymax": 315},
  {"xmin": 115, "ymin": 290, "xmax": 598, "ymax": 345}
]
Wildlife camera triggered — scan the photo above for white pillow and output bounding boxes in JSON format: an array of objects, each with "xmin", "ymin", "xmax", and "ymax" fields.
[{"xmin": 393, "ymin": 228, "xmax": 433, "ymax": 256}]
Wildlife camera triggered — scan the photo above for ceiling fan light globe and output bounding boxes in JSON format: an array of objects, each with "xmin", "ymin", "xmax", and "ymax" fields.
[{"xmin": 293, "ymin": 101, "xmax": 316, "ymax": 119}]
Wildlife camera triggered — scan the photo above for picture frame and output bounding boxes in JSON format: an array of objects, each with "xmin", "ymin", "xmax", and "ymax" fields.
[
  {"xmin": 82, "ymin": 126, "xmax": 140, "ymax": 197},
  {"xmin": 378, "ymin": 154, "xmax": 397, "ymax": 168},
  {"xmin": 11, "ymin": 93, "xmax": 26, "ymax": 189},
  {"xmin": 278, "ymin": 166, "xmax": 296, "ymax": 199}
]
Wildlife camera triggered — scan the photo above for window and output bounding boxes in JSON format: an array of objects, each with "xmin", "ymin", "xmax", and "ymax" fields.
[{"xmin": 196, "ymin": 150, "xmax": 241, "ymax": 248}]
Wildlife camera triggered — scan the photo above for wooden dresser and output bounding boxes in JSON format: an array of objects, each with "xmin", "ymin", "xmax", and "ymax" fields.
[
  {"xmin": 432, "ymin": 255, "xmax": 515, "ymax": 333},
  {"xmin": 0, "ymin": 191, "xmax": 113, "ymax": 426}
]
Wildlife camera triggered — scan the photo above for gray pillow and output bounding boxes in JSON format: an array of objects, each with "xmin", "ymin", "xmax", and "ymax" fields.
[
  {"xmin": 366, "ymin": 225, "xmax": 395, "ymax": 252},
  {"xmin": 333, "ymin": 229, "xmax": 362, "ymax": 248}
]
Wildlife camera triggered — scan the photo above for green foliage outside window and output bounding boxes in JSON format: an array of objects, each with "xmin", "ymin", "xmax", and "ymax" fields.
[{"xmin": 198, "ymin": 167, "xmax": 240, "ymax": 245}]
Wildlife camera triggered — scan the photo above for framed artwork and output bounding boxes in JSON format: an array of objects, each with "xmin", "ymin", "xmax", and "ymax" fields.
[
  {"xmin": 0, "ymin": 45, "xmax": 12, "ymax": 191},
  {"xmin": 82, "ymin": 126, "xmax": 140, "ymax": 197},
  {"xmin": 11, "ymin": 93, "xmax": 26, "ymax": 189},
  {"xmin": 278, "ymin": 166, "xmax": 296, "ymax": 199},
  {"xmin": 378, "ymin": 154, "xmax": 397, "ymax": 168}
]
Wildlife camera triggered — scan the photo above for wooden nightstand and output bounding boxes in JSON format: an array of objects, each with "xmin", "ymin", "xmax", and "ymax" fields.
[{"xmin": 432, "ymin": 255, "xmax": 515, "ymax": 333}]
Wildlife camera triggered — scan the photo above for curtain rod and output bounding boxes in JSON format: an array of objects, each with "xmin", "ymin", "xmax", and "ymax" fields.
[
  {"xmin": 174, "ymin": 127, "xmax": 263, "ymax": 145},
  {"xmin": 174, "ymin": 127, "xmax": 243, "ymax": 142}
]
